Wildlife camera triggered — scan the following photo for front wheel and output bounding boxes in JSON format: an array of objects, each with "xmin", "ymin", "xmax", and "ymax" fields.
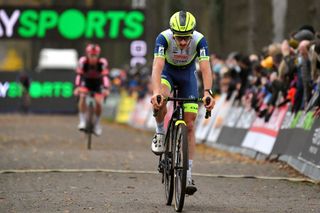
[
  {"xmin": 173, "ymin": 123, "xmax": 188, "ymax": 212},
  {"xmin": 86, "ymin": 103, "xmax": 94, "ymax": 150},
  {"xmin": 163, "ymin": 123, "xmax": 174, "ymax": 205}
]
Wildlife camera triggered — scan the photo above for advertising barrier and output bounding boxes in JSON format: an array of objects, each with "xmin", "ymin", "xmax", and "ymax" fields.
[
  {"xmin": 242, "ymin": 104, "xmax": 289, "ymax": 155},
  {"xmin": 106, "ymin": 92, "xmax": 320, "ymax": 180}
]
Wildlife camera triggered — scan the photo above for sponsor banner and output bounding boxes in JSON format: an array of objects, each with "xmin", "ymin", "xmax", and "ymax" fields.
[
  {"xmin": 0, "ymin": 71, "xmax": 76, "ymax": 113},
  {"xmin": 195, "ymin": 94, "xmax": 225, "ymax": 142},
  {"xmin": 103, "ymin": 93, "xmax": 121, "ymax": 120},
  {"xmin": 271, "ymin": 129, "xmax": 291, "ymax": 155},
  {"xmin": 115, "ymin": 90, "xmax": 137, "ymax": 123},
  {"xmin": 284, "ymin": 129, "xmax": 310, "ymax": 157},
  {"xmin": 217, "ymin": 127, "xmax": 247, "ymax": 147},
  {"xmin": 217, "ymin": 105, "xmax": 252, "ymax": 147},
  {"xmin": 300, "ymin": 118, "xmax": 320, "ymax": 165},
  {"xmin": 0, "ymin": 7, "xmax": 145, "ymax": 41},
  {"xmin": 242, "ymin": 104, "xmax": 289, "ymax": 155},
  {"xmin": 207, "ymin": 92, "xmax": 236, "ymax": 144},
  {"xmin": 272, "ymin": 110, "xmax": 315, "ymax": 156},
  {"xmin": 235, "ymin": 108, "xmax": 256, "ymax": 128},
  {"xmin": 271, "ymin": 110, "xmax": 294, "ymax": 155},
  {"xmin": 129, "ymin": 94, "xmax": 153, "ymax": 128},
  {"xmin": 280, "ymin": 110, "xmax": 295, "ymax": 129},
  {"xmin": 225, "ymin": 106, "xmax": 243, "ymax": 127}
]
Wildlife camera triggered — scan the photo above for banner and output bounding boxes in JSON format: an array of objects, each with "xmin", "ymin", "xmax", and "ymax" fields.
[
  {"xmin": 272, "ymin": 111, "xmax": 315, "ymax": 157},
  {"xmin": 103, "ymin": 93, "xmax": 121, "ymax": 120},
  {"xmin": 271, "ymin": 110, "xmax": 295, "ymax": 155},
  {"xmin": 115, "ymin": 91, "xmax": 137, "ymax": 123},
  {"xmin": 195, "ymin": 94, "xmax": 225, "ymax": 142},
  {"xmin": 0, "ymin": 71, "xmax": 76, "ymax": 113},
  {"xmin": 299, "ymin": 119, "xmax": 320, "ymax": 165},
  {"xmin": 206, "ymin": 92, "xmax": 236, "ymax": 145},
  {"xmin": 129, "ymin": 94, "xmax": 153, "ymax": 129},
  {"xmin": 0, "ymin": 7, "xmax": 145, "ymax": 41},
  {"xmin": 242, "ymin": 104, "xmax": 289, "ymax": 155},
  {"xmin": 216, "ymin": 106, "xmax": 255, "ymax": 147}
]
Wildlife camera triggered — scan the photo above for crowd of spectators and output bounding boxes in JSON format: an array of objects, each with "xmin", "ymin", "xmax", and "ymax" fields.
[
  {"xmin": 108, "ymin": 25, "xmax": 320, "ymax": 121},
  {"xmin": 108, "ymin": 62, "xmax": 152, "ymax": 100},
  {"xmin": 209, "ymin": 25, "xmax": 320, "ymax": 121}
]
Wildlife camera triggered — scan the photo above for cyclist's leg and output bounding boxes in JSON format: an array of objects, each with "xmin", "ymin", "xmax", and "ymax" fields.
[
  {"xmin": 176, "ymin": 68, "xmax": 199, "ymax": 162},
  {"xmin": 94, "ymin": 94, "xmax": 103, "ymax": 120},
  {"xmin": 177, "ymin": 67, "xmax": 199, "ymax": 194},
  {"xmin": 151, "ymin": 74, "xmax": 172, "ymax": 154},
  {"xmin": 92, "ymin": 94, "xmax": 103, "ymax": 135},
  {"xmin": 155, "ymin": 81, "xmax": 171, "ymax": 124},
  {"xmin": 77, "ymin": 87, "xmax": 88, "ymax": 129},
  {"xmin": 184, "ymin": 112, "xmax": 197, "ymax": 161}
]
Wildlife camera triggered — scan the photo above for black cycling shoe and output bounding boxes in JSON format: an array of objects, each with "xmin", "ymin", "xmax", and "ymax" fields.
[{"xmin": 186, "ymin": 179, "xmax": 197, "ymax": 195}]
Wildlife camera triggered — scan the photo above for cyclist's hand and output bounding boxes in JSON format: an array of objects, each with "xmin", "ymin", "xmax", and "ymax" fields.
[
  {"xmin": 151, "ymin": 94, "xmax": 164, "ymax": 110},
  {"xmin": 202, "ymin": 95, "xmax": 215, "ymax": 111}
]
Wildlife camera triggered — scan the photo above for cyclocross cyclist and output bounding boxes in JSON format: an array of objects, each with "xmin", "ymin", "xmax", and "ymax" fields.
[
  {"xmin": 74, "ymin": 44, "xmax": 110, "ymax": 136},
  {"xmin": 150, "ymin": 11, "xmax": 215, "ymax": 195}
]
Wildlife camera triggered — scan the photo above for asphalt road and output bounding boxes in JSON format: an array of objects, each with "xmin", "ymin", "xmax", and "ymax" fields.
[{"xmin": 0, "ymin": 114, "xmax": 319, "ymax": 213}]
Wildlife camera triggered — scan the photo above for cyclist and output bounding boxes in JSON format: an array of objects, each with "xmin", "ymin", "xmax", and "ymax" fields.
[
  {"xmin": 150, "ymin": 11, "xmax": 215, "ymax": 195},
  {"xmin": 74, "ymin": 43, "xmax": 110, "ymax": 136}
]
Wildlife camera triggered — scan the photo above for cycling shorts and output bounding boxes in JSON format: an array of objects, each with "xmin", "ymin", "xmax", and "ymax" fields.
[{"xmin": 161, "ymin": 63, "xmax": 199, "ymax": 113}]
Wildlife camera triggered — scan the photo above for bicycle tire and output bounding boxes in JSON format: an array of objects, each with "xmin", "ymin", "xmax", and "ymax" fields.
[
  {"xmin": 173, "ymin": 123, "xmax": 188, "ymax": 212},
  {"xmin": 163, "ymin": 122, "xmax": 174, "ymax": 205},
  {"xmin": 86, "ymin": 103, "xmax": 94, "ymax": 150}
]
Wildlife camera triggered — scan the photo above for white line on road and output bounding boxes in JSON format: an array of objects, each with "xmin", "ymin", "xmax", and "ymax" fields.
[{"xmin": 0, "ymin": 168, "xmax": 318, "ymax": 184}]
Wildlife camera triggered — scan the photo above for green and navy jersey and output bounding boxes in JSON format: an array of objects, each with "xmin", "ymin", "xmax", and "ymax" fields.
[{"xmin": 153, "ymin": 29, "xmax": 210, "ymax": 67}]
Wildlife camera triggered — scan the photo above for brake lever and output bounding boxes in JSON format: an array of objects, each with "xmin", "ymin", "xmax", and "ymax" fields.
[{"xmin": 153, "ymin": 95, "xmax": 162, "ymax": 117}]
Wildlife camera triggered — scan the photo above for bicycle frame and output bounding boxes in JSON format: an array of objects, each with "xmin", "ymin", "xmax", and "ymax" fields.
[{"xmin": 158, "ymin": 87, "xmax": 210, "ymax": 212}]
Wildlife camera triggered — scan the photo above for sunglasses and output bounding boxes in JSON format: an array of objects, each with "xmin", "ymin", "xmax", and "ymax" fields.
[{"xmin": 174, "ymin": 36, "xmax": 192, "ymax": 41}]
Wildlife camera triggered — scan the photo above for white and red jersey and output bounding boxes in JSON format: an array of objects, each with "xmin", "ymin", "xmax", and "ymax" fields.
[{"xmin": 75, "ymin": 56, "xmax": 110, "ymax": 89}]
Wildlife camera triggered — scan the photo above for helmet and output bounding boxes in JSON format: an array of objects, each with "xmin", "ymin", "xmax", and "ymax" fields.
[
  {"xmin": 86, "ymin": 44, "xmax": 101, "ymax": 55},
  {"xmin": 169, "ymin": 11, "xmax": 196, "ymax": 36}
]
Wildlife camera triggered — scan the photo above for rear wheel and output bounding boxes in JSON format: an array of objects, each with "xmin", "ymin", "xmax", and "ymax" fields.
[
  {"xmin": 173, "ymin": 123, "xmax": 188, "ymax": 212},
  {"xmin": 164, "ymin": 123, "xmax": 174, "ymax": 205}
]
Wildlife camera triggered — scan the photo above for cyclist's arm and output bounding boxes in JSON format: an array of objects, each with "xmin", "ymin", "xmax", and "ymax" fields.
[
  {"xmin": 99, "ymin": 58, "xmax": 110, "ymax": 89},
  {"xmin": 75, "ymin": 56, "xmax": 86, "ymax": 87},
  {"xmin": 151, "ymin": 57, "xmax": 165, "ymax": 95},
  {"xmin": 199, "ymin": 60, "xmax": 212, "ymax": 94},
  {"xmin": 197, "ymin": 37, "xmax": 214, "ymax": 109},
  {"xmin": 152, "ymin": 33, "xmax": 168, "ymax": 96},
  {"xmin": 196, "ymin": 37, "xmax": 212, "ymax": 94}
]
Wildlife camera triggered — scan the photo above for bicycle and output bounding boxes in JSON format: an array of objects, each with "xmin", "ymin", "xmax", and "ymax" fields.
[
  {"xmin": 155, "ymin": 87, "xmax": 211, "ymax": 212},
  {"xmin": 78, "ymin": 91, "xmax": 105, "ymax": 150}
]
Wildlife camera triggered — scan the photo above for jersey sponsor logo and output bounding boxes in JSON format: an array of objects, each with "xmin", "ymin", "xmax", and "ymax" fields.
[
  {"xmin": 158, "ymin": 46, "xmax": 164, "ymax": 55},
  {"xmin": 173, "ymin": 54, "xmax": 188, "ymax": 60},
  {"xmin": 173, "ymin": 54, "xmax": 188, "ymax": 63},
  {"xmin": 200, "ymin": 48, "xmax": 206, "ymax": 57}
]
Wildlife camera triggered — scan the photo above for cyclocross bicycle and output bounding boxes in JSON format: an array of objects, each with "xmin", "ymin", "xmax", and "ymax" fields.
[{"xmin": 155, "ymin": 87, "xmax": 211, "ymax": 212}]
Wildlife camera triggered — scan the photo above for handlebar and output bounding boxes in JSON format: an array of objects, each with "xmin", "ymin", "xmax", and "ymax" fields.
[{"xmin": 153, "ymin": 95, "xmax": 212, "ymax": 119}]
